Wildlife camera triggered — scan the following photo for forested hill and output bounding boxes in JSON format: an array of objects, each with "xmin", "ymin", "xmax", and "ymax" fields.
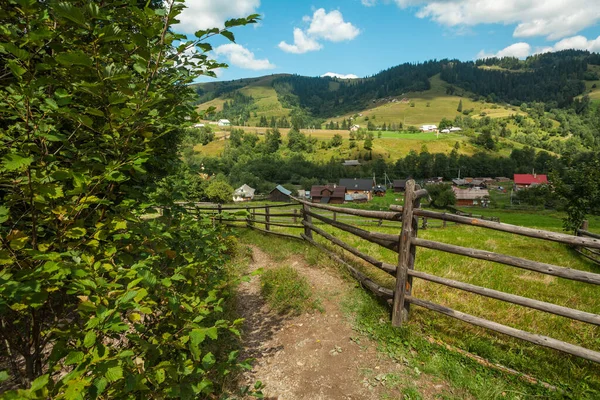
[{"xmin": 195, "ymin": 50, "xmax": 600, "ymax": 119}]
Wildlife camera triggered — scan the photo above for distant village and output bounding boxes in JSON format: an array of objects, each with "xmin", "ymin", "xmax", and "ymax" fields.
[{"xmin": 232, "ymin": 173, "xmax": 549, "ymax": 207}]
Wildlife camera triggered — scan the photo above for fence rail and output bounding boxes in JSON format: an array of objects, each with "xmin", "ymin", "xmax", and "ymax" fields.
[
  {"xmin": 576, "ymin": 221, "xmax": 600, "ymax": 265},
  {"xmin": 190, "ymin": 185, "xmax": 600, "ymax": 364}
]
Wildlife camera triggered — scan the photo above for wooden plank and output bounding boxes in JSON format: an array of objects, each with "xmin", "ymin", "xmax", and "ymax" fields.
[
  {"xmin": 412, "ymin": 237, "xmax": 600, "ymax": 285},
  {"xmin": 251, "ymin": 221, "xmax": 303, "ymax": 229},
  {"xmin": 389, "ymin": 206, "xmax": 600, "ymax": 250},
  {"xmin": 265, "ymin": 206, "xmax": 270, "ymax": 231},
  {"xmin": 303, "ymin": 221, "xmax": 397, "ymax": 275},
  {"xmin": 303, "ymin": 204, "xmax": 313, "ymax": 240},
  {"xmin": 247, "ymin": 224, "xmax": 303, "ymax": 240},
  {"xmin": 254, "ymin": 212, "xmax": 297, "ymax": 217},
  {"xmin": 186, "ymin": 203, "xmax": 297, "ymax": 210},
  {"xmin": 403, "ymin": 295, "xmax": 600, "ymax": 364},
  {"xmin": 293, "ymin": 196, "xmax": 402, "ymax": 221},
  {"xmin": 306, "ymin": 210, "xmax": 399, "ymax": 250},
  {"xmin": 392, "ymin": 179, "xmax": 418, "ymax": 326},
  {"xmin": 574, "ymin": 248, "xmax": 600, "ymax": 266},
  {"xmin": 301, "ymin": 234, "xmax": 394, "ymax": 300},
  {"xmin": 407, "ymin": 269, "xmax": 600, "ymax": 326},
  {"xmin": 578, "ymin": 229, "xmax": 600, "ymax": 240}
]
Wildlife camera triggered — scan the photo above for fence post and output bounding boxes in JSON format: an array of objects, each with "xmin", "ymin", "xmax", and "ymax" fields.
[
  {"xmin": 421, "ymin": 217, "xmax": 428, "ymax": 230},
  {"xmin": 443, "ymin": 219, "xmax": 447, "ymax": 228},
  {"xmin": 392, "ymin": 179, "xmax": 420, "ymax": 326},
  {"xmin": 246, "ymin": 206, "xmax": 251, "ymax": 227},
  {"xmin": 333, "ymin": 211, "xmax": 337, "ymax": 222},
  {"xmin": 581, "ymin": 220, "xmax": 589, "ymax": 233},
  {"xmin": 217, "ymin": 204, "xmax": 222, "ymax": 225},
  {"xmin": 293, "ymin": 209, "xmax": 298, "ymax": 224},
  {"xmin": 303, "ymin": 203, "xmax": 313, "ymax": 240},
  {"xmin": 265, "ymin": 206, "xmax": 271, "ymax": 231}
]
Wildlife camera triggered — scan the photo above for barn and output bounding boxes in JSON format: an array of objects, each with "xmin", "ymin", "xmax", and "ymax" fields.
[
  {"xmin": 269, "ymin": 185, "xmax": 292, "ymax": 202},
  {"xmin": 453, "ymin": 187, "xmax": 490, "ymax": 207},
  {"xmin": 310, "ymin": 185, "xmax": 346, "ymax": 204}
]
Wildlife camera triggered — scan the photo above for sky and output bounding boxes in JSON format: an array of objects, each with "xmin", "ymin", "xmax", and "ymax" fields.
[{"xmin": 174, "ymin": 0, "xmax": 600, "ymax": 82}]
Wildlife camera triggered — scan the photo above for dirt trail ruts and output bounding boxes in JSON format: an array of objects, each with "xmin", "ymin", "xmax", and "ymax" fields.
[{"xmin": 236, "ymin": 246, "xmax": 416, "ymax": 400}]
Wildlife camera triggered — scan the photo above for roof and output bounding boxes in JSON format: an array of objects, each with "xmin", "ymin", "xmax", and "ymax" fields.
[
  {"xmin": 514, "ymin": 174, "xmax": 548, "ymax": 185},
  {"xmin": 342, "ymin": 160, "xmax": 361, "ymax": 166},
  {"xmin": 374, "ymin": 185, "xmax": 386, "ymax": 192},
  {"xmin": 310, "ymin": 185, "xmax": 345, "ymax": 199},
  {"xmin": 218, "ymin": 119, "xmax": 230, "ymax": 123},
  {"xmin": 339, "ymin": 178, "xmax": 373, "ymax": 191},
  {"xmin": 271, "ymin": 185, "xmax": 292, "ymax": 196},
  {"xmin": 452, "ymin": 187, "xmax": 490, "ymax": 200},
  {"xmin": 234, "ymin": 184, "xmax": 255, "ymax": 197},
  {"xmin": 452, "ymin": 178, "xmax": 467, "ymax": 186},
  {"xmin": 393, "ymin": 179, "xmax": 407, "ymax": 188}
]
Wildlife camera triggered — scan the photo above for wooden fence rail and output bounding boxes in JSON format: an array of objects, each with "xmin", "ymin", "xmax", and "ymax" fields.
[
  {"xmin": 192, "ymin": 185, "xmax": 600, "ymax": 364},
  {"xmin": 576, "ymin": 221, "xmax": 600, "ymax": 265}
]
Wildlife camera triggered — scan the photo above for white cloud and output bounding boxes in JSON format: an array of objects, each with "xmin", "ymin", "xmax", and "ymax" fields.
[
  {"xmin": 278, "ymin": 28, "xmax": 323, "ymax": 54},
  {"xmin": 361, "ymin": 0, "xmax": 377, "ymax": 6},
  {"xmin": 214, "ymin": 44, "xmax": 275, "ymax": 70},
  {"xmin": 477, "ymin": 34, "xmax": 600, "ymax": 60},
  {"xmin": 307, "ymin": 9, "xmax": 360, "ymax": 42},
  {"xmin": 390, "ymin": 0, "xmax": 600, "ymax": 40},
  {"xmin": 321, "ymin": 72, "xmax": 359, "ymax": 79},
  {"xmin": 175, "ymin": 0, "xmax": 260, "ymax": 33},
  {"xmin": 477, "ymin": 42, "xmax": 531, "ymax": 59},
  {"xmin": 279, "ymin": 9, "xmax": 360, "ymax": 54}
]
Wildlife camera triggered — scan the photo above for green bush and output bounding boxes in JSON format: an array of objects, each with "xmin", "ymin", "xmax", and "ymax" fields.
[{"xmin": 0, "ymin": 1, "xmax": 259, "ymax": 398}]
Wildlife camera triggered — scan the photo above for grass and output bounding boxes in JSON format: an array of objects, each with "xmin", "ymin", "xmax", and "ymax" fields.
[
  {"xmin": 330, "ymin": 75, "xmax": 524, "ymax": 127},
  {"xmin": 260, "ymin": 266, "xmax": 322, "ymax": 315},
  {"xmin": 228, "ymin": 202, "xmax": 600, "ymax": 398},
  {"xmin": 235, "ymin": 229, "xmax": 600, "ymax": 399}
]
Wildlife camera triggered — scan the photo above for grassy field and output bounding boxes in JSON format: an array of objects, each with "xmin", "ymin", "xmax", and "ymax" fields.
[
  {"xmin": 329, "ymin": 75, "xmax": 524, "ymax": 127},
  {"xmin": 219, "ymin": 198, "xmax": 600, "ymax": 398}
]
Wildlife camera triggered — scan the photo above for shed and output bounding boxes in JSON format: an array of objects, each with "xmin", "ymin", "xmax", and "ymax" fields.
[
  {"xmin": 217, "ymin": 119, "xmax": 231, "ymax": 127},
  {"xmin": 342, "ymin": 160, "xmax": 361, "ymax": 167},
  {"xmin": 453, "ymin": 187, "xmax": 490, "ymax": 207},
  {"xmin": 374, "ymin": 185, "xmax": 386, "ymax": 196},
  {"xmin": 514, "ymin": 174, "xmax": 548, "ymax": 190},
  {"xmin": 269, "ymin": 185, "xmax": 292, "ymax": 202},
  {"xmin": 393, "ymin": 179, "xmax": 407, "ymax": 193}
]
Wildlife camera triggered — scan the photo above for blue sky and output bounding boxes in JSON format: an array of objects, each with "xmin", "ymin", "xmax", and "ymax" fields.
[{"xmin": 174, "ymin": 0, "xmax": 600, "ymax": 82}]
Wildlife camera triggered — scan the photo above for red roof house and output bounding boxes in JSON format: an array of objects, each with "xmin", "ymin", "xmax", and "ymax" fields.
[{"xmin": 513, "ymin": 174, "xmax": 548, "ymax": 189}]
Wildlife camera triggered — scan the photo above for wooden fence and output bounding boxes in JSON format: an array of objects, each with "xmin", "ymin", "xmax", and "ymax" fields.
[
  {"xmin": 576, "ymin": 220, "xmax": 600, "ymax": 265},
  {"xmin": 187, "ymin": 182, "xmax": 600, "ymax": 364}
]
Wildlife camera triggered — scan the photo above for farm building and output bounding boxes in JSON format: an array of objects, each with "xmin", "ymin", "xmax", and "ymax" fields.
[
  {"xmin": 452, "ymin": 178, "xmax": 467, "ymax": 186},
  {"xmin": 374, "ymin": 185, "xmax": 386, "ymax": 197},
  {"xmin": 340, "ymin": 178, "xmax": 374, "ymax": 201},
  {"xmin": 350, "ymin": 124, "xmax": 360, "ymax": 132},
  {"xmin": 514, "ymin": 174, "xmax": 548, "ymax": 190},
  {"xmin": 310, "ymin": 185, "xmax": 346, "ymax": 204},
  {"xmin": 393, "ymin": 180, "xmax": 407, "ymax": 192},
  {"xmin": 217, "ymin": 119, "xmax": 231, "ymax": 127},
  {"xmin": 495, "ymin": 177, "xmax": 511, "ymax": 182},
  {"xmin": 419, "ymin": 124, "xmax": 437, "ymax": 132},
  {"xmin": 268, "ymin": 185, "xmax": 292, "ymax": 202},
  {"xmin": 342, "ymin": 160, "xmax": 361, "ymax": 167},
  {"xmin": 453, "ymin": 187, "xmax": 490, "ymax": 207},
  {"xmin": 232, "ymin": 184, "xmax": 255, "ymax": 202}
]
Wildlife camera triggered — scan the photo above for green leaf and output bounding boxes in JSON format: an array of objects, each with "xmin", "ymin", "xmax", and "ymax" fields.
[
  {"xmin": 56, "ymin": 51, "xmax": 93, "ymax": 67},
  {"xmin": 0, "ymin": 206, "xmax": 9, "ymax": 224},
  {"xmin": 133, "ymin": 63, "xmax": 146, "ymax": 74},
  {"xmin": 30, "ymin": 374, "xmax": 49, "ymax": 392},
  {"xmin": 84, "ymin": 331, "xmax": 96, "ymax": 348},
  {"xmin": 44, "ymin": 98, "xmax": 59, "ymax": 110},
  {"xmin": 105, "ymin": 365, "xmax": 123, "ymax": 383},
  {"xmin": 65, "ymin": 227, "xmax": 86, "ymax": 239},
  {"xmin": 201, "ymin": 352, "xmax": 215, "ymax": 369},
  {"xmin": 53, "ymin": 2, "xmax": 87, "ymax": 27},
  {"xmin": 7, "ymin": 60, "xmax": 26, "ymax": 77},
  {"xmin": 188, "ymin": 329, "xmax": 206, "ymax": 361},
  {"xmin": 220, "ymin": 30, "xmax": 235, "ymax": 42},
  {"xmin": 0, "ymin": 370, "xmax": 9, "ymax": 383},
  {"xmin": 64, "ymin": 351, "xmax": 84, "ymax": 365},
  {"xmin": 1, "ymin": 153, "xmax": 33, "ymax": 171}
]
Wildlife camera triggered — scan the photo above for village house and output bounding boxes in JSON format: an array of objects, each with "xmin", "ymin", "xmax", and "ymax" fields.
[
  {"xmin": 350, "ymin": 124, "xmax": 360, "ymax": 132},
  {"xmin": 310, "ymin": 185, "xmax": 346, "ymax": 204},
  {"xmin": 268, "ymin": 185, "xmax": 292, "ymax": 202},
  {"xmin": 340, "ymin": 178, "xmax": 374, "ymax": 201},
  {"xmin": 393, "ymin": 179, "xmax": 407, "ymax": 192},
  {"xmin": 217, "ymin": 119, "xmax": 231, "ymax": 127},
  {"xmin": 453, "ymin": 187, "xmax": 490, "ymax": 207},
  {"xmin": 419, "ymin": 124, "xmax": 438, "ymax": 132},
  {"xmin": 232, "ymin": 184, "xmax": 255, "ymax": 202},
  {"xmin": 342, "ymin": 160, "xmax": 361, "ymax": 167},
  {"xmin": 514, "ymin": 174, "xmax": 548, "ymax": 190}
]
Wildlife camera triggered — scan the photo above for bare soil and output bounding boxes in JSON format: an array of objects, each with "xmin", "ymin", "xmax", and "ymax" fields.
[{"xmin": 236, "ymin": 246, "xmax": 450, "ymax": 400}]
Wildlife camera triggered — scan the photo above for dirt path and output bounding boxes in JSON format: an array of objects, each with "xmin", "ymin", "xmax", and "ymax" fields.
[{"xmin": 236, "ymin": 246, "xmax": 407, "ymax": 399}]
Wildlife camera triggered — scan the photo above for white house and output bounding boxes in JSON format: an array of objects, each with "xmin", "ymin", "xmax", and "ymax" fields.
[
  {"xmin": 441, "ymin": 129, "xmax": 450, "ymax": 133},
  {"xmin": 350, "ymin": 124, "xmax": 360, "ymax": 132},
  {"xmin": 217, "ymin": 119, "xmax": 231, "ymax": 127},
  {"xmin": 420, "ymin": 124, "xmax": 438, "ymax": 132},
  {"xmin": 449, "ymin": 127, "xmax": 462, "ymax": 132},
  {"xmin": 193, "ymin": 123, "xmax": 205, "ymax": 128},
  {"xmin": 233, "ymin": 184, "xmax": 255, "ymax": 202}
]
